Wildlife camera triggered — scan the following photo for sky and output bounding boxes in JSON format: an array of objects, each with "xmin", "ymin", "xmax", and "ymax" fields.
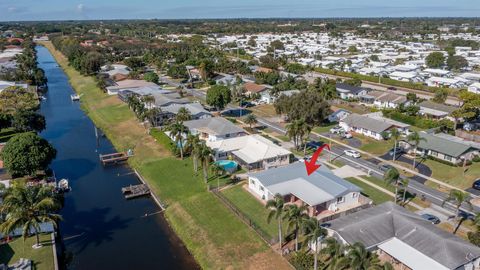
[{"xmin": 1, "ymin": 0, "xmax": 479, "ymax": 21}]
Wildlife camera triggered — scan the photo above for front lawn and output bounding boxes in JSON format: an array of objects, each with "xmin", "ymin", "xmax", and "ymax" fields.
[
  {"xmin": 0, "ymin": 234, "xmax": 54, "ymax": 270},
  {"xmin": 313, "ymin": 122, "xmax": 338, "ymax": 134},
  {"xmin": 424, "ymin": 160, "xmax": 480, "ymax": 190},
  {"xmin": 345, "ymin": 177, "xmax": 392, "ymax": 204},
  {"xmin": 356, "ymin": 134, "xmax": 394, "ymax": 156}
]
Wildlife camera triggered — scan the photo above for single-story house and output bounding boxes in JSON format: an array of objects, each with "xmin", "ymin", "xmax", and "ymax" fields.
[
  {"xmin": 183, "ymin": 117, "xmax": 247, "ymax": 142},
  {"xmin": 0, "ymin": 80, "xmax": 28, "ymax": 93},
  {"xmin": 336, "ymin": 83, "xmax": 367, "ymax": 100},
  {"xmin": 105, "ymin": 79, "xmax": 158, "ymax": 95},
  {"xmin": 400, "ymin": 132, "xmax": 480, "ymax": 164},
  {"xmin": 327, "ymin": 202, "xmax": 480, "ymax": 270},
  {"xmin": 248, "ymin": 162, "xmax": 371, "ymax": 221},
  {"xmin": 388, "ymin": 71, "xmax": 421, "ymax": 82},
  {"xmin": 418, "ymin": 100, "xmax": 457, "ymax": 119},
  {"xmin": 244, "ymin": 82, "xmax": 268, "ymax": 97},
  {"xmin": 328, "ymin": 109, "xmax": 351, "ymax": 123},
  {"xmin": 426, "ymin": 77, "xmax": 466, "ymax": 88},
  {"xmin": 207, "ymin": 134, "xmax": 291, "ymax": 170},
  {"xmin": 468, "ymin": 82, "xmax": 480, "ymax": 94},
  {"xmin": 339, "ymin": 113, "xmax": 408, "ymax": 140},
  {"xmin": 101, "ymin": 64, "xmax": 131, "ymax": 77},
  {"xmin": 213, "ymin": 73, "xmax": 237, "ymax": 85},
  {"xmin": 361, "ymin": 90, "xmax": 407, "ymax": 109}
]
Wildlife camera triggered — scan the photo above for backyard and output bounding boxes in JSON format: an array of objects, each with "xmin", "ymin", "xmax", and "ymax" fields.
[
  {"xmin": 424, "ymin": 160, "xmax": 480, "ymax": 190},
  {"xmin": 345, "ymin": 177, "xmax": 392, "ymax": 204},
  {"xmin": 0, "ymin": 234, "xmax": 54, "ymax": 270},
  {"xmin": 41, "ymin": 41, "xmax": 291, "ymax": 270}
]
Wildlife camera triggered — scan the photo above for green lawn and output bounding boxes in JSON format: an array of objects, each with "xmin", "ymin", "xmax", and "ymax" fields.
[
  {"xmin": 0, "ymin": 234, "xmax": 54, "ymax": 270},
  {"xmin": 313, "ymin": 122, "xmax": 338, "ymax": 134},
  {"xmin": 221, "ymin": 184, "xmax": 280, "ymax": 242},
  {"xmin": 356, "ymin": 134, "xmax": 394, "ymax": 156},
  {"xmin": 345, "ymin": 177, "xmax": 392, "ymax": 204},
  {"xmin": 41, "ymin": 41, "xmax": 291, "ymax": 270},
  {"xmin": 424, "ymin": 160, "xmax": 480, "ymax": 190}
]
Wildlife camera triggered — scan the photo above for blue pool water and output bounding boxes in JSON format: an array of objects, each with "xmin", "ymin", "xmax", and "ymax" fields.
[{"xmin": 215, "ymin": 160, "xmax": 238, "ymax": 172}]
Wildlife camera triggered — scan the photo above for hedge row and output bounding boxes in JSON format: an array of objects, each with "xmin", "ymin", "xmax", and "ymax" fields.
[{"xmin": 383, "ymin": 110, "xmax": 444, "ymax": 129}]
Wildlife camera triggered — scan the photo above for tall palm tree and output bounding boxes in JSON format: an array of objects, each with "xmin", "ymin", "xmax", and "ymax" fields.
[
  {"xmin": 266, "ymin": 194, "xmax": 285, "ymax": 250},
  {"xmin": 390, "ymin": 128, "xmax": 400, "ymax": 162},
  {"xmin": 141, "ymin": 95, "xmax": 156, "ymax": 109},
  {"xmin": 442, "ymin": 190, "xmax": 472, "ymax": 233},
  {"xmin": 244, "ymin": 114, "xmax": 258, "ymax": 129},
  {"xmin": 407, "ymin": 131, "xmax": 427, "ymax": 169},
  {"xmin": 0, "ymin": 182, "xmax": 62, "ymax": 248},
  {"xmin": 384, "ymin": 167, "xmax": 400, "ymax": 204},
  {"xmin": 401, "ymin": 178, "xmax": 410, "ymax": 203},
  {"xmin": 321, "ymin": 237, "xmax": 350, "ymax": 270},
  {"xmin": 302, "ymin": 217, "xmax": 328, "ymax": 270},
  {"xmin": 185, "ymin": 134, "xmax": 201, "ymax": 173},
  {"xmin": 168, "ymin": 121, "xmax": 189, "ymax": 159},
  {"xmin": 176, "ymin": 107, "xmax": 192, "ymax": 122},
  {"xmin": 197, "ymin": 142, "xmax": 212, "ymax": 182},
  {"xmin": 144, "ymin": 107, "xmax": 161, "ymax": 127},
  {"xmin": 284, "ymin": 204, "xmax": 309, "ymax": 252}
]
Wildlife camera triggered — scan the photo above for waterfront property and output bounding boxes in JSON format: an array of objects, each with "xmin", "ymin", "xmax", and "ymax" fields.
[
  {"xmin": 327, "ymin": 202, "xmax": 480, "ymax": 270},
  {"xmin": 183, "ymin": 117, "xmax": 247, "ymax": 142},
  {"xmin": 248, "ymin": 162, "xmax": 371, "ymax": 221},
  {"xmin": 207, "ymin": 134, "xmax": 291, "ymax": 170},
  {"xmin": 105, "ymin": 79, "xmax": 158, "ymax": 95}
]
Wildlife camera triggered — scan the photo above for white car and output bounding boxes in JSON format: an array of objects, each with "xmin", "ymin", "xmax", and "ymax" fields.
[
  {"xmin": 342, "ymin": 132, "xmax": 353, "ymax": 139},
  {"xmin": 344, "ymin": 149, "xmax": 361, "ymax": 158},
  {"xmin": 330, "ymin": 126, "xmax": 344, "ymax": 134}
]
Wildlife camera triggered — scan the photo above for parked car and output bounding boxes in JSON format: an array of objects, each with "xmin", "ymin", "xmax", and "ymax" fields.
[
  {"xmin": 306, "ymin": 141, "xmax": 324, "ymax": 150},
  {"xmin": 341, "ymin": 132, "xmax": 353, "ymax": 139},
  {"xmin": 472, "ymin": 179, "xmax": 480, "ymax": 190},
  {"xmin": 388, "ymin": 147, "xmax": 404, "ymax": 156},
  {"xmin": 344, "ymin": 149, "xmax": 361, "ymax": 158},
  {"xmin": 464, "ymin": 122, "xmax": 477, "ymax": 132},
  {"xmin": 379, "ymin": 164, "xmax": 395, "ymax": 172},
  {"xmin": 240, "ymin": 101, "xmax": 254, "ymax": 108},
  {"xmin": 387, "ymin": 87, "xmax": 397, "ymax": 91},
  {"xmin": 330, "ymin": 126, "xmax": 344, "ymax": 134},
  {"xmin": 420, "ymin": 213, "xmax": 441, "ymax": 224}
]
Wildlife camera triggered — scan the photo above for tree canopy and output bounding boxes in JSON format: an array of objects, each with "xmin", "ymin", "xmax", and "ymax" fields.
[
  {"xmin": 425, "ymin": 52, "xmax": 445, "ymax": 68},
  {"xmin": 206, "ymin": 85, "xmax": 231, "ymax": 110}
]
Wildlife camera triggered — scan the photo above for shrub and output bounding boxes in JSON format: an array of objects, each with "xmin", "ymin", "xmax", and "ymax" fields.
[
  {"xmin": 473, "ymin": 155, "xmax": 480, "ymax": 163},
  {"xmin": 289, "ymin": 251, "xmax": 315, "ymax": 270}
]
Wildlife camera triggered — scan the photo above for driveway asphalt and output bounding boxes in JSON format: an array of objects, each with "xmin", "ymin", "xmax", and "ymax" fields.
[{"xmin": 378, "ymin": 152, "xmax": 432, "ymax": 184}]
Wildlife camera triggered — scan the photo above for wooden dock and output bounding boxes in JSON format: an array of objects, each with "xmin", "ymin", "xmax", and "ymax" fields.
[
  {"xmin": 122, "ymin": 184, "xmax": 150, "ymax": 199},
  {"xmin": 99, "ymin": 152, "xmax": 130, "ymax": 165}
]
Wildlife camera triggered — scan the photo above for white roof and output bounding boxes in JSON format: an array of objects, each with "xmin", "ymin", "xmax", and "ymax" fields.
[
  {"xmin": 389, "ymin": 71, "xmax": 418, "ymax": 79},
  {"xmin": 378, "ymin": 238, "xmax": 449, "ymax": 270},
  {"xmin": 207, "ymin": 134, "xmax": 291, "ymax": 164}
]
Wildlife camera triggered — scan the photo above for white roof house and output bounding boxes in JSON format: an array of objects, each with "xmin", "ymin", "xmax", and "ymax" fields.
[
  {"xmin": 468, "ymin": 82, "xmax": 480, "ymax": 94},
  {"xmin": 426, "ymin": 77, "xmax": 466, "ymax": 88},
  {"xmin": 207, "ymin": 134, "xmax": 291, "ymax": 170},
  {"xmin": 388, "ymin": 71, "xmax": 421, "ymax": 82}
]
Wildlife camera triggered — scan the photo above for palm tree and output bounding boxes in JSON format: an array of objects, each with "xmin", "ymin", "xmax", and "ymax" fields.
[
  {"xmin": 141, "ymin": 95, "xmax": 156, "ymax": 109},
  {"xmin": 210, "ymin": 162, "xmax": 225, "ymax": 177},
  {"xmin": 321, "ymin": 237, "xmax": 350, "ymax": 270},
  {"xmin": 0, "ymin": 182, "xmax": 62, "ymax": 248},
  {"xmin": 197, "ymin": 142, "xmax": 212, "ymax": 182},
  {"xmin": 302, "ymin": 217, "xmax": 328, "ymax": 270},
  {"xmin": 286, "ymin": 121, "xmax": 300, "ymax": 149},
  {"xmin": 284, "ymin": 204, "xmax": 309, "ymax": 252},
  {"xmin": 401, "ymin": 178, "xmax": 410, "ymax": 203},
  {"xmin": 390, "ymin": 128, "xmax": 400, "ymax": 162},
  {"xmin": 407, "ymin": 131, "xmax": 427, "ymax": 169},
  {"xmin": 442, "ymin": 190, "xmax": 472, "ymax": 233},
  {"xmin": 384, "ymin": 167, "xmax": 400, "ymax": 203},
  {"xmin": 168, "ymin": 121, "xmax": 189, "ymax": 159},
  {"xmin": 176, "ymin": 107, "xmax": 192, "ymax": 122},
  {"xmin": 185, "ymin": 134, "xmax": 201, "ymax": 173},
  {"xmin": 244, "ymin": 114, "xmax": 258, "ymax": 129},
  {"xmin": 266, "ymin": 194, "xmax": 285, "ymax": 250},
  {"xmin": 144, "ymin": 107, "xmax": 161, "ymax": 127},
  {"xmin": 346, "ymin": 242, "xmax": 380, "ymax": 270}
]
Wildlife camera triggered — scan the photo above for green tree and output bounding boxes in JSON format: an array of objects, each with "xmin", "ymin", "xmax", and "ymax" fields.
[
  {"xmin": 185, "ymin": 134, "xmax": 201, "ymax": 173},
  {"xmin": 81, "ymin": 51, "xmax": 104, "ymax": 75},
  {"xmin": 302, "ymin": 217, "xmax": 328, "ymax": 270},
  {"xmin": 390, "ymin": 128, "xmax": 401, "ymax": 162},
  {"xmin": 447, "ymin": 55, "xmax": 468, "ymax": 70},
  {"xmin": 143, "ymin": 72, "xmax": 159, "ymax": 84},
  {"xmin": 425, "ymin": 52, "xmax": 445, "ymax": 68},
  {"xmin": 346, "ymin": 242, "xmax": 381, "ymax": 270},
  {"xmin": 321, "ymin": 237, "xmax": 350, "ymax": 270},
  {"xmin": 284, "ymin": 204, "xmax": 309, "ymax": 252},
  {"xmin": 206, "ymin": 85, "xmax": 231, "ymax": 110},
  {"xmin": 432, "ymin": 88, "xmax": 448, "ymax": 104},
  {"xmin": 176, "ymin": 107, "xmax": 192, "ymax": 122},
  {"xmin": 243, "ymin": 114, "xmax": 258, "ymax": 129},
  {"xmin": 12, "ymin": 110, "xmax": 46, "ymax": 133},
  {"xmin": 407, "ymin": 131, "xmax": 427, "ymax": 169},
  {"xmin": 266, "ymin": 194, "xmax": 285, "ymax": 249},
  {"xmin": 0, "ymin": 86, "xmax": 38, "ymax": 115},
  {"xmin": 198, "ymin": 142, "xmax": 212, "ymax": 182},
  {"xmin": 442, "ymin": 190, "xmax": 472, "ymax": 234},
  {"xmin": 168, "ymin": 121, "xmax": 189, "ymax": 159},
  {"xmin": 0, "ymin": 182, "xmax": 62, "ymax": 248},
  {"xmin": 1, "ymin": 132, "xmax": 56, "ymax": 177},
  {"xmin": 384, "ymin": 167, "xmax": 400, "ymax": 203}
]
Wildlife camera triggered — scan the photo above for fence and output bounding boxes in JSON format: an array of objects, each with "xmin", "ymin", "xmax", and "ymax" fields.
[
  {"xmin": 318, "ymin": 195, "xmax": 373, "ymax": 223},
  {"xmin": 211, "ymin": 189, "xmax": 278, "ymax": 245}
]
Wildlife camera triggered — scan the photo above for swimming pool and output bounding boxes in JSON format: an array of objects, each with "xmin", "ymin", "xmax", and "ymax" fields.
[{"xmin": 215, "ymin": 160, "xmax": 238, "ymax": 173}]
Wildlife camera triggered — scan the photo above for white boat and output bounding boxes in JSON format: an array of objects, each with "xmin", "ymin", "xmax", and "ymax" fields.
[
  {"xmin": 57, "ymin": 178, "xmax": 70, "ymax": 191},
  {"xmin": 71, "ymin": 94, "xmax": 80, "ymax": 101}
]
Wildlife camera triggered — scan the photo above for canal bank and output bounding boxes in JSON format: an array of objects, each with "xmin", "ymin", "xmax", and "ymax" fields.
[
  {"xmin": 39, "ymin": 41, "xmax": 292, "ymax": 269},
  {"xmin": 36, "ymin": 45, "xmax": 199, "ymax": 270}
]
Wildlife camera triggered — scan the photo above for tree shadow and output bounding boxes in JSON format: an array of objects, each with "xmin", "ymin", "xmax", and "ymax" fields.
[{"xmin": 0, "ymin": 243, "xmax": 15, "ymax": 265}]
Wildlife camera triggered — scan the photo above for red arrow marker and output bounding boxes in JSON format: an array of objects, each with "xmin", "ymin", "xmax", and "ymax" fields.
[{"xmin": 304, "ymin": 144, "xmax": 331, "ymax": 176}]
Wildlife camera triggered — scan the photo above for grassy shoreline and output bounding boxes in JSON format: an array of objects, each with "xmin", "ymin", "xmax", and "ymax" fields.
[{"xmin": 39, "ymin": 41, "xmax": 291, "ymax": 269}]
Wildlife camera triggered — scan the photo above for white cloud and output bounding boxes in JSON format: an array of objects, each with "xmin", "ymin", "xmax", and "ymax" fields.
[{"xmin": 77, "ymin": 4, "xmax": 84, "ymax": 13}]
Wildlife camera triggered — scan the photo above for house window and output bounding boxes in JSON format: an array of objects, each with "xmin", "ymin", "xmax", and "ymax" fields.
[
  {"xmin": 336, "ymin": 196, "xmax": 344, "ymax": 204},
  {"xmin": 430, "ymin": 150, "xmax": 438, "ymax": 157},
  {"xmin": 260, "ymin": 186, "xmax": 264, "ymax": 191},
  {"xmin": 352, "ymin": 193, "xmax": 358, "ymax": 198},
  {"xmin": 445, "ymin": 155, "xmax": 452, "ymax": 162},
  {"xmin": 250, "ymin": 179, "xmax": 255, "ymax": 186}
]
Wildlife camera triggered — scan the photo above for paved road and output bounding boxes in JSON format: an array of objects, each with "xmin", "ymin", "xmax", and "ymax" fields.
[{"xmin": 160, "ymin": 77, "xmax": 478, "ymax": 217}]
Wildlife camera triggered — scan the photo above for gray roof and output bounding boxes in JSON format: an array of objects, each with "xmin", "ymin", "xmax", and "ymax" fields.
[
  {"xmin": 183, "ymin": 117, "xmax": 246, "ymax": 136},
  {"xmin": 419, "ymin": 100, "xmax": 457, "ymax": 114},
  {"xmin": 336, "ymin": 83, "xmax": 365, "ymax": 95},
  {"xmin": 249, "ymin": 162, "xmax": 361, "ymax": 206},
  {"xmin": 406, "ymin": 132, "xmax": 478, "ymax": 158},
  {"xmin": 328, "ymin": 202, "xmax": 480, "ymax": 270},
  {"xmin": 341, "ymin": 113, "xmax": 393, "ymax": 133},
  {"xmin": 162, "ymin": 103, "xmax": 212, "ymax": 118}
]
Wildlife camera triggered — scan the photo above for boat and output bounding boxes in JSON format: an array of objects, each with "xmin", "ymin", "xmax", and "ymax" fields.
[
  {"xmin": 57, "ymin": 178, "xmax": 71, "ymax": 192},
  {"xmin": 71, "ymin": 94, "xmax": 80, "ymax": 101}
]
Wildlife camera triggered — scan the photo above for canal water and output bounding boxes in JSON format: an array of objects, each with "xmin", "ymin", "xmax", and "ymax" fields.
[{"xmin": 36, "ymin": 46, "xmax": 198, "ymax": 269}]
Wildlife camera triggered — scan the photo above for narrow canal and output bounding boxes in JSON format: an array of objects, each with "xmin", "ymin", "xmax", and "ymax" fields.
[{"xmin": 36, "ymin": 45, "xmax": 198, "ymax": 269}]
